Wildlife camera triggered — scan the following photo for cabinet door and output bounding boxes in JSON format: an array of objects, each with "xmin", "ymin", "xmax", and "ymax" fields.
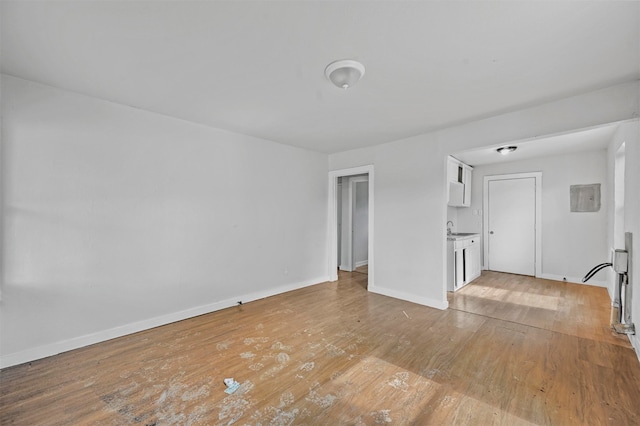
[
  {"xmin": 448, "ymin": 182, "xmax": 464, "ymax": 206},
  {"xmin": 467, "ymin": 242, "xmax": 481, "ymax": 281},
  {"xmin": 447, "ymin": 159, "xmax": 459, "ymax": 183},
  {"xmin": 455, "ymin": 249, "xmax": 465, "ymax": 288}
]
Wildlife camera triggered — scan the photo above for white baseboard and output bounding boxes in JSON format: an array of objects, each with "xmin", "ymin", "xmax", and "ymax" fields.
[
  {"xmin": 0, "ymin": 276, "xmax": 329, "ymax": 369},
  {"xmin": 480, "ymin": 267, "xmax": 608, "ymax": 288},
  {"xmin": 368, "ymin": 285, "xmax": 448, "ymax": 310},
  {"xmin": 538, "ymin": 273, "xmax": 607, "ymax": 288},
  {"xmin": 355, "ymin": 260, "xmax": 368, "ymax": 268}
]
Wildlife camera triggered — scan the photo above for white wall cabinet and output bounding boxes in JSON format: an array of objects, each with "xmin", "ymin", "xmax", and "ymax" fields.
[
  {"xmin": 447, "ymin": 234, "xmax": 481, "ymax": 291},
  {"xmin": 447, "ymin": 157, "xmax": 473, "ymax": 207}
]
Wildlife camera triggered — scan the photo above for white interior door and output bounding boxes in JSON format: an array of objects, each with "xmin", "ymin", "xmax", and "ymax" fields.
[{"xmin": 487, "ymin": 177, "xmax": 536, "ymax": 275}]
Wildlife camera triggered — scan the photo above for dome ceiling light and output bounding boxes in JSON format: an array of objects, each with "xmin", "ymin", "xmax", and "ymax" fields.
[
  {"xmin": 325, "ymin": 59, "xmax": 365, "ymax": 89},
  {"xmin": 497, "ymin": 146, "xmax": 518, "ymax": 155}
]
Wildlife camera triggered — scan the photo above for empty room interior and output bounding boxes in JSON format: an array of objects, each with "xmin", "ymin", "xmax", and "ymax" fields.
[{"xmin": 2, "ymin": 1, "xmax": 640, "ymax": 424}]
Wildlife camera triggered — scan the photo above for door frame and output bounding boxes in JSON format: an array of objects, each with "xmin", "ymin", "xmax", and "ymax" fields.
[
  {"xmin": 328, "ymin": 165, "xmax": 374, "ymax": 287},
  {"xmin": 483, "ymin": 172, "xmax": 542, "ymax": 277}
]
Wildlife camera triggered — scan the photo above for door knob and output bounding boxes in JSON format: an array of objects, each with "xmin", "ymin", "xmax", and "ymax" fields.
[{"xmin": 489, "ymin": 231, "xmax": 494, "ymax": 234}]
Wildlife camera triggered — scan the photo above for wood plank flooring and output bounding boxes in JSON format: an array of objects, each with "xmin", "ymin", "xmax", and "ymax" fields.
[
  {"xmin": 1, "ymin": 270, "xmax": 639, "ymax": 425},
  {"xmin": 448, "ymin": 271, "xmax": 632, "ymax": 348}
]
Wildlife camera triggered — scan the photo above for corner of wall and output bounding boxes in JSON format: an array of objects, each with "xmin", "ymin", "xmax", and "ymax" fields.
[{"xmin": 368, "ymin": 284, "xmax": 448, "ymax": 311}]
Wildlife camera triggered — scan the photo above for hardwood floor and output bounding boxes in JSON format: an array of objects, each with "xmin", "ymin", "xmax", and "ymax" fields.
[
  {"xmin": 1, "ymin": 270, "xmax": 639, "ymax": 425},
  {"xmin": 448, "ymin": 271, "xmax": 632, "ymax": 348},
  {"xmin": 354, "ymin": 264, "xmax": 368, "ymax": 275}
]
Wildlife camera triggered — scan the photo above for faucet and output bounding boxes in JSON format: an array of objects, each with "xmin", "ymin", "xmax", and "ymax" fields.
[{"xmin": 447, "ymin": 221, "xmax": 454, "ymax": 235}]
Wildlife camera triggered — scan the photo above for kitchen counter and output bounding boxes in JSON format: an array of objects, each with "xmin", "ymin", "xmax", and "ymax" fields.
[{"xmin": 447, "ymin": 232, "xmax": 480, "ymax": 241}]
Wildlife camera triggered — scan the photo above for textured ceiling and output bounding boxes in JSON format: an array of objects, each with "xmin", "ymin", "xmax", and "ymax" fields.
[{"xmin": 2, "ymin": 1, "xmax": 639, "ymax": 153}]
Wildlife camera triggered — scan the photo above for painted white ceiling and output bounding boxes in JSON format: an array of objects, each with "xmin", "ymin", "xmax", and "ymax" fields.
[
  {"xmin": 453, "ymin": 124, "xmax": 619, "ymax": 167},
  {"xmin": 1, "ymin": 1, "xmax": 639, "ymax": 154}
]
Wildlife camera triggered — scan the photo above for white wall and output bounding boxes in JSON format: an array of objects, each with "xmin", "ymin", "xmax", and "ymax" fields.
[
  {"xmin": 607, "ymin": 119, "xmax": 640, "ymax": 356},
  {"xmin": 329, "ymin": 81, "xmax": 639, "ymax": 310},
  {"xmin": 331, "ymin": 133, "xmax": 448, "ymax": 308},
  {"xmin": 457, "ymin": 149, "xmax": 609, "ymax": 285},
  {"xmin": 0, "ymin": 75, "xmax": 329, "ymax": 367},
  {"xmin": 446, "ymin": 206, "xmax": 459, "ymax": 234}
]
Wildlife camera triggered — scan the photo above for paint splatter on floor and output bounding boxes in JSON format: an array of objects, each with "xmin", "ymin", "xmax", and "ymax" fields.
[
  {"xmin": 216, "ymin": 381, "xmax": 255, "ymax": 425},
  {"xmin": 299, "ymin": 362, "xmax": 315, "ymax": 372},
  {"xmin": 271, "ymin": 341, "xmax": 293, "ymax": 351},
  {"xmin": 388, "ymin": 372, "xmax": 410, "ymax": 391},
  {"xmin": 306, "ymin": 383, "xmax": 337, "ymax": 408},
  {"xmin": 279, "ymin": 391, "xmax": 295, "ymax": 407},
  {"xmin": 371, "ymin": 409, "xmax": 393, "ymax": 424},
  {"xmin": 243, "ymin": 337, "xmax": 270, "ymax": 345},
  {"xmin": 439, "ymin": 394, "xmax": 456, "ymax": 408},
  {"xmin": 325, "ymin": 344, "xmax": 346, "ymax": 357},
  {"xmin": 216, "ymin": 340, "xmax": 233, "ymax": 351},
  {"xmin": 276, "ymin": 352, "xmax": 290, "ymax": 364}
]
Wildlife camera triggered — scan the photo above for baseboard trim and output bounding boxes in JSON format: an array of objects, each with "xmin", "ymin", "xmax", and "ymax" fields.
[
  {"xmin": 538, "ymin": 273, "xmax": 607, "ymax": 287},
  {"xmin": 368, "ymin": 285, "xmax": 448, "ymax": 310},
  {"xmin": 0, "ymin": 276, "xmax": 329, "ymax": 369},
  {"xmin": 355, "ymin": 260, "xmax": 368, "ymax": 268}
]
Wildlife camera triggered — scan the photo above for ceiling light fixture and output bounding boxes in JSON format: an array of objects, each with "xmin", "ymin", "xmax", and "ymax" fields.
[
  {"xmin": 325, "ymin": 59, "xmax": 365, "ymax": 89},
  {"xmin": 497, "ymin": 146, "xmax": 517, "ymax": 155}
]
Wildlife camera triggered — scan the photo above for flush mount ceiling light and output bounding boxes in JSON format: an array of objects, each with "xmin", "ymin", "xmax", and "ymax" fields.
[
  {"xmin": 325, "ymin": 59, "xmax": 365, "ymax": 89},
  {"xmin": 497, "ymin": 146, "xmax": 518, "ymax": 155}
]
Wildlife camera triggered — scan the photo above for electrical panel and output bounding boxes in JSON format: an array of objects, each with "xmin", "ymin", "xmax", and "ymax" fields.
[{"xmin": 612, "ymin": 249, "xmax": 628, "ymax": 274}]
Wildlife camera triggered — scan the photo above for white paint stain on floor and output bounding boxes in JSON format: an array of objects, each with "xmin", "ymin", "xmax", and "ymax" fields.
[
  {"xmin": 305, "ymin": 383, "xmax": 337, "ymax": 408},
  {"xmin": 299, "ymin": 362, "xmax": 315, "ymax": 372},
  {"xmin": 271, "ymin": 341, "xmax": 293, "ymax": 351},
  {"xmin": 371, "ymin": 409, "xmax": 393, "ymax": 424},
  {"xmin": 279, "ymin": 391, "xmax": 295, "ymax": 407},
  {"xmin": 388, "ymin": 372, "xmax": 410, "ymax": 391},
  {"xmin": 243, "ymin": 337, "xmax": 270, "ymax": 345},
  {"xmin": 276, "ymin": 352, "xmax": 290, "ymax": 364},
  {"xmin": 216, "ymin": 381, "xmax": 255, "ymax": 425},
  {"xmin": 325, "ymin": 344, "xmax": 346, "ymax": 357}
]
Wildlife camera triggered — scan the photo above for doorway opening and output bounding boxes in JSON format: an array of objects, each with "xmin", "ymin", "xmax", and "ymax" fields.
[
  {"xmin": 328, "ymin": 166, "xmax": 374, "ymax": 289},
  {"xmin": 337, "ymin": 175, "xmax": 368, "ymax": 273}
]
